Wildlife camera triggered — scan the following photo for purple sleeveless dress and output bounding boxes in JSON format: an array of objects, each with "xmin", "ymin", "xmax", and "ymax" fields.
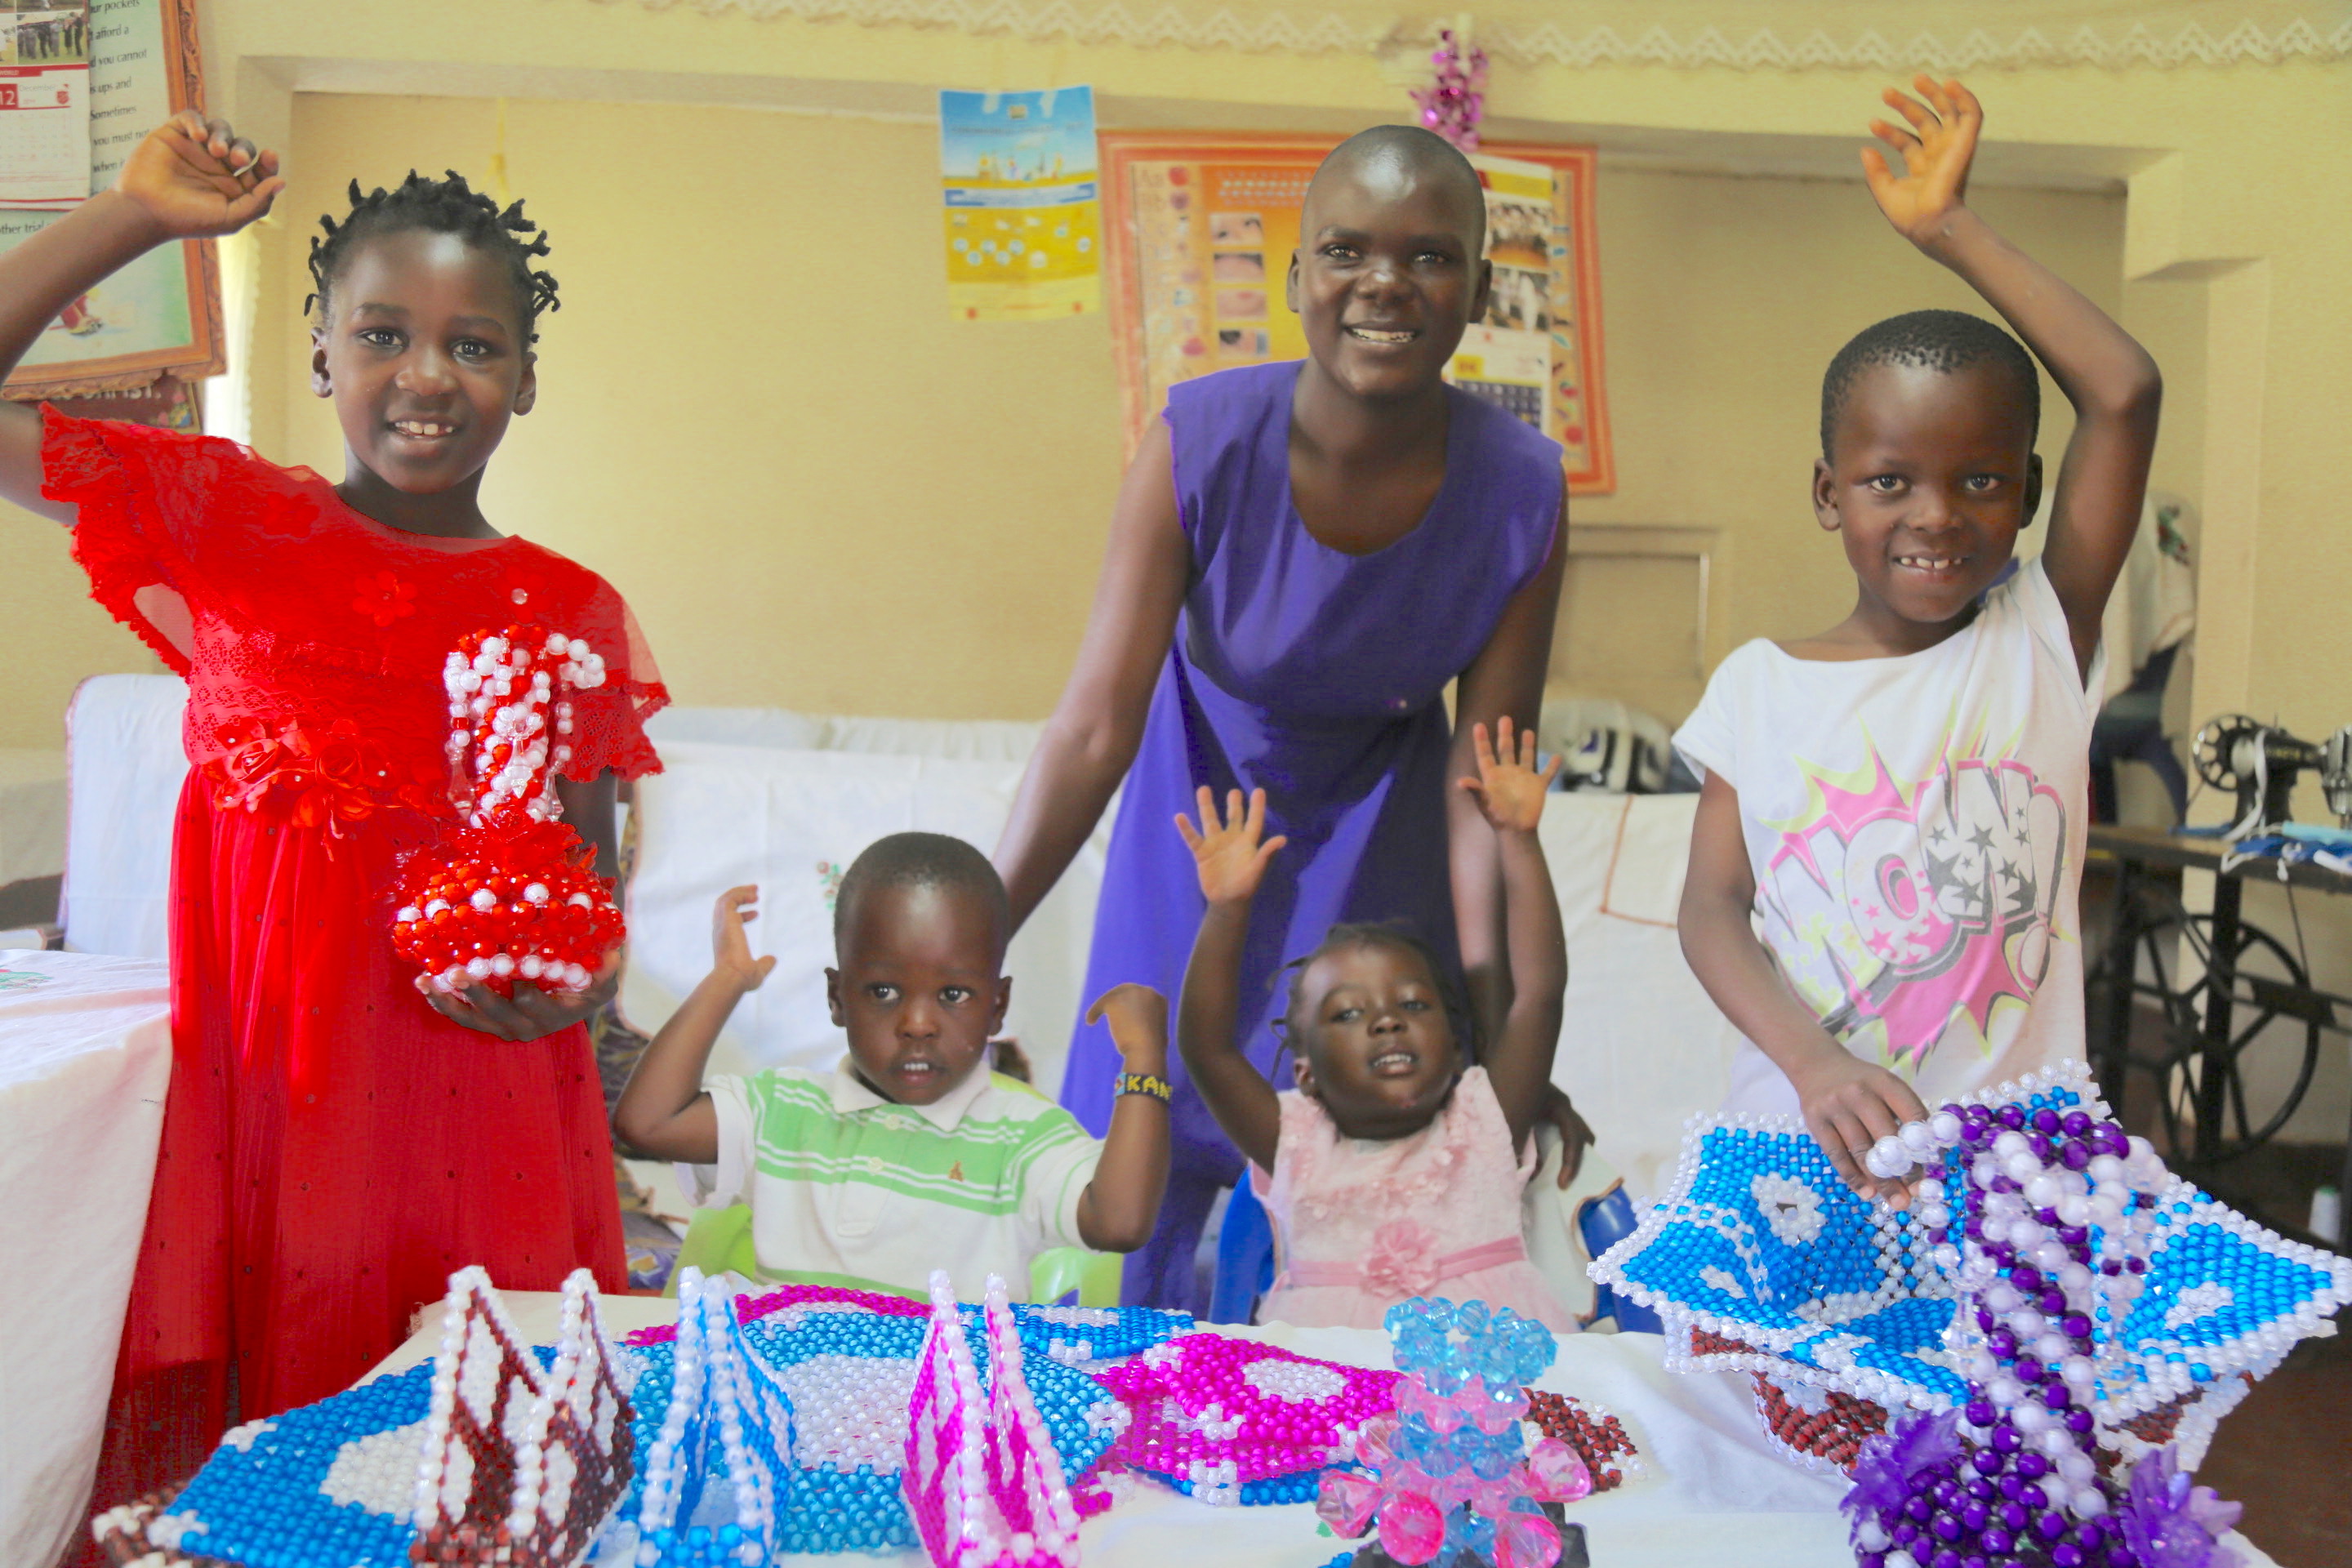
[{"xmin": 1062, "ymin": 361, "xmax": 1562, "ymax": 1309}]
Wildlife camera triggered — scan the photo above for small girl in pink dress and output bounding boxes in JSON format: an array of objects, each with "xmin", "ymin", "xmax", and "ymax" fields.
[{"xmin": 1174, "ymin": 719, "xmax": 1577, "ymax": 1330}]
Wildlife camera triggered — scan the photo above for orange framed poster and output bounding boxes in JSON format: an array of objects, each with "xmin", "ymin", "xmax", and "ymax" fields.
[{"xmin": 1098, "ymin": 131, "xmax": 1613, "ymax": 496}]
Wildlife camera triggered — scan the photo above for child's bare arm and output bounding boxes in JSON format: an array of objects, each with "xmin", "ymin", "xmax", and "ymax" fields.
[
  {"xmin": 0, "ymin": 114, "xmax": 283, "ymax": 519},
  {"xmin": 1864, "ymin": 77, "xmax": 2160, "ymax": 678},
  {"xmin": 1074, "ymin": 984, "xmax": 1173, "ymax": 1252},
  {"xmin": 1174, "ymin": 787, "xmax": 1287, "ymax": 1171},
  {"xmin": 1678, "ymin": 775, "xmax": 1927, "ymax": 1203},
  {"xmin": 612, "ymin": 885, "xmax": 776, "ymax": 1163},
  {"xmin": 1456, "ymin": 719, "xmax": 1568, "ymax": 1150}
]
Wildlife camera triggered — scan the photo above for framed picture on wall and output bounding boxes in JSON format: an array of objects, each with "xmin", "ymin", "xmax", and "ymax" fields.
[
  {"xmin": 1098, "ymin": 131, "xmax": 1613, "ymax": 495},
  {"xmin": 2, "ymin": 0, "xmax": 221, "ymax": 399}
]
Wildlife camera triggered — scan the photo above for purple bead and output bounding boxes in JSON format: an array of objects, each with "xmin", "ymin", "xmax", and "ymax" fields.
[
  {"xmin": 1907, "ymin": 1495, "xmax": 1935, "ymax": 1523},
  {"xmin": 2078, "ymin": 1519, "xmax": 2106, "ymax": 1548},
  {"xmin": 2101, "ymin": 1259, "xmax": 2123, "ymax": 1276},
  {"xmin": 2011, "ymin": 1265, "xmax": 2043, "ymax": 1292},
  {"xmin": 2035, "ymin": 1207, "xmax": 2063, "ymax": 1227},
  {"xmin": 1992, "ymin": 1426, "xmax": 2022, "ymax": 1454},
  {"xmin": 1933, "ymin": 1551, "xmax": 1962, "ymax": 1568},
  {"xmin": 1999, "ymin": 1501, "xmax": 2029, "ymax": 1531},
  {"xmin": 1973, "ymin": 1447, "xmax": 2007, "ymax": 1476},
  {"xmin": 1936, "ymin": 1480, "xmax": 1964, "ymax": 1509},
  {"xmin": 2063, "ymin": 1314, "xmax": 2093, "ymax": 1338},
  {"xmin": 1967, "ymin": 1478, "xmax": 1995, "ymax": 1502},
  {"xmin": 1962, "ymin": 1557, "xmax": 1989, "ymax": 1568},
  {"xmin": 1998, "ymin": 1106, "xmax": 2026, "ymax": 1129},
  {"xmin": 1927, "ymin": 1227, "xmax": 1949, "ymax": 1244},
  {"xmin": 2014, "ymin": 1454, "xmax": 2049, "ymax": 1481},
  {"xmin": 1980, "ymin": 1527, "xmax": 2014, "ymax": 1556},
  {"xmin": 2033, "ymin": 1107, "xmax": 2061, "ymax": 1134},
  {"xmin": 1895, "ymin": 1521, "xmax": 1920, "ymax": 1546},
  {"xmin": 1986, "ymin": 1330, "xmax": 2016, "ymax": 1356},
  {"xmin": 2067, "ymin": 1410, "xmax": 2096, "ymax": 1435},
  {"xmin": 2058, "ymin": 1225, "xmax": 2089, "ymax": 1246},
  {"xmin": 1962, "ymin": 1503, "xmax": 1990, "ymax": 1531},
  {"xmin": 2016, "ymin": 1358, "xmax": 2047, "ymax": 1384},
  {"xmin": 1989, "ymin": 1175, "xmax": 2020, "ymax": 1195},
  {"xmin": 2016, "ymin": 1482, "xmax": 2047, "ymax": 1510},
  {"xmin": 1933, "ymin": 1512, "xmax": 1965, "ymax": 1543},
  {"xmin": 2109, "ymin": 1546, "xmax": 2140, "ymax": 1568},
  {"xmin": 1966, "ymin": 1400, "xmax": 1998, "ymax": 1427},
  {"xmin": 2127, "ymin": 1256, "xmax": 2146, "ymax": 1274},
  {"xmin": 2060, "ymin": 1144, "xmax": 2091, "ymax": 1172},
  {"xmin": 2028, "ymin": 1134, "xmax": 2054, "ymax": 1161},
  {"xmin": 2042, "ymin": 1383, "xmax": 2074, "ymax": 1410},
  {"xmin": 2060, "ymin": 1111, "xmax": 2091, "ymax": 1136},
  {"xmin": 2034, "ymin": 1511, "xmax": 2069, "ymax": 1544},
  {"xmin": 1965, "ymin": 1217, "xmax": 1987, "ymax": 1241},
  {"xmin": 2053, "ymin": 1545, "xmax": 2085, "ymax": 1568},
  {"xmin": 2041, "ymin": 1289, "xmax": 2070, "ymax": 1315}
]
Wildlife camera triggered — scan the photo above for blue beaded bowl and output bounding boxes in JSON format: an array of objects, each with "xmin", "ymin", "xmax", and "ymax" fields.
[
  {"xmin": 1588, "ymin": 1062, "xmax": 2352, "ymax": 1471},
  {"xmin": 133, "ymin": 1298, "xmax": 1184, "ymax": 1566}
]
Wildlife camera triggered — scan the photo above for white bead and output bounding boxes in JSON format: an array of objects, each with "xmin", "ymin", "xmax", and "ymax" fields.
[{"xmin": 470, "ymin": 888, "xmax": 497, "ymax": 911}]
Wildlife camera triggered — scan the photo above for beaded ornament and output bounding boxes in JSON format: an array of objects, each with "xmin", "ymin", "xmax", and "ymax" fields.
[
  {"xmin": 410, "ymin": 1264, "xmax": 637, "ymax": 1566},
  {"xmin": 1315, "ymin": 1298, "xmax": 1594, "ymax": 1568},
  {"xmin": 1589, "ymin": 1062, "xmax": 2352, "ymax": 1536},
  {"xmin": 630, "ymin": 1267, "xmax": 798, "ymax": 1566},
  {"xmin": 390, "ymin": 623, "xmax": 625, "ymax": 999},
  {"xmin": 903, "ymin": 1272, "xmax": 1081, "ymax": 1568},
  {"xmin": 1093, "ymin": 1334, "xmax": 1399, "ymax": 1506}
]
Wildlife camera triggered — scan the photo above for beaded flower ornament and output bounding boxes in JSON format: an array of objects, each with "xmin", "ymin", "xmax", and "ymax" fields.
[
  {"xmin": 1410, "ymin": 27, "xmax": 1488, "ymax": 153},
  {"xmin": 1590, "ymin": 1064, "xmax": 2352, "ymax": 1486},
  {"xmin": 390, "ymin": 623, "xmax": 625, "ymax": 999},
  {"xmin": 904, "ymin": 1272, "xmax": 1082, "ymax": 1568},
  {"xmin": 411, "ymin": 1264, "xmax": 638, "ymax": 1566},
  {"xmin": 1315, "ymin": 1299, "xmax": 1594, "ymax": 1568},
  {"xmin": 630, "ymin": 1267, "xmax": 798, "ymax": 1567}
]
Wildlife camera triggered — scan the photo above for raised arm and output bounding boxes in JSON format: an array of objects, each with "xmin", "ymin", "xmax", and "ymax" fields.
[
  {"xmin": 1864, "ymin": 77, "xmax": 2161, "ymax": 677},
  {"xmin": 993, "ymin": 419, "xmax": 1190, "ymax": 932},
  {"xmin": 0, "ymin": 113, "xmax": 283, "ymax": 519},
  {"xmin": 1677, "ymin": 773, "xmax": 1925, "ymax": 1203},
  {"xmin": 612, "ymin": 884, "xmax": 776, "ymax": 1163},
  {"xmin": 1073, "ymin": 982, "xmax": 1174, "ymax": 1252},
  {"xmin": 1172, "ymin": 786, "xmax": 1288, "ymax": 1171},
  {"xmin": 1446, "ymin": 496, "xmax": 1567, "ymax": 1039},
  {"xmin": 1454, "ymin": 719, "xmax": 1566, "ymax": 1150}
]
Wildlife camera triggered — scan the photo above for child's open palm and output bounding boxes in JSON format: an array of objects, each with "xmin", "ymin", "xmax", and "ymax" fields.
[
  {"xmin": 1458, "ymin": 717, "xmax": 1561, "ymax": 835},
  {"xmin": 710, "ymin": 884, "xmax": 778, "ymax": 991},
  {"xmin": 1175, "ymin": 786, "xmax": 1286, "ymax": 906},
  {"xmin": 116, "ymin": 111, "xmax": 284, "ymax": 239},
  {"xmin": 1862, "ymin": 76, "xmax": 1982, "ymax": 247}
]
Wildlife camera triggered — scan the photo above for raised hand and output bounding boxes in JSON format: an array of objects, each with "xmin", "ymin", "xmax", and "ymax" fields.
[
  {"xmin": 114, "ymin": 111, "xmax": 284, "ymax": 240},
  {"xmin": 1085, "ymin": 982, "xmax": 1170, "ymax": 1074},
  {"xmin": 710, "ymin": 884, "xmax": 778, "ymax": 991},
  {"xmin": 1174, "ymin": 786, "xmax": 1286, "ymax": 906},
  {"xmin": 1456, "ymin": 716, "xmax": 1561, "ymax": 835},
  {"xmin": 1861, "ymin": 75, "xmax": 1982, "ymax": 247}
]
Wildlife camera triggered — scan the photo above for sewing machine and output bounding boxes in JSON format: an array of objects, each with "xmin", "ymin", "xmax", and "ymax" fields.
[{"xmin": 2191, "ymin": 714, "xmax": 2352, "ymax": 836}]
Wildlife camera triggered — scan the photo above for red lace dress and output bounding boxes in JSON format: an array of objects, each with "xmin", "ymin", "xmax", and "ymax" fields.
[{"xmin": 45, "ymin": 409, "xmax": 667, "ymax": 1506}]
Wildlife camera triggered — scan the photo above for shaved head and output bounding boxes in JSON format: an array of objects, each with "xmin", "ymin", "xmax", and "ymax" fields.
[{"xmin": 1305, "ymin": 125, "xmax": 1486, "ymax": 256}]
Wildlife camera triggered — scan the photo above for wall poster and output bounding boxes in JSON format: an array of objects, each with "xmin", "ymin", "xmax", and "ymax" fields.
[
  {"xmin": 938, "ymin": 84, "xmax": 1102, "ymax": 323},
  {"xmin": 1098, "ymin": 132, "xmax": 1612, "ymax": 495},
  {"xmin": 2, "ymin": 0, "xmax": 219, "ymax": 399}
]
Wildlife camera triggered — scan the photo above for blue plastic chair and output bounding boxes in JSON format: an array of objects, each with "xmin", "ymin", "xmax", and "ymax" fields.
[{"xmin": 1208, "ymin": 1176, "xmax": 1664, "ymax": 1333}]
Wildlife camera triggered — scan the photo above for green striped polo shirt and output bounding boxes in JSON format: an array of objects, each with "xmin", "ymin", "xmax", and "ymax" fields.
[{"xmin": 683, "ymin": 1059, "xmax": 1100, "ymax": 1303}]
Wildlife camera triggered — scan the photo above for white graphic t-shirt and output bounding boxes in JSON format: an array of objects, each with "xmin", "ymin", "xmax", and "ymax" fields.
[{"xmin": 1673, "ymin": 558, "xmax": 2104, "ymax": 1116}]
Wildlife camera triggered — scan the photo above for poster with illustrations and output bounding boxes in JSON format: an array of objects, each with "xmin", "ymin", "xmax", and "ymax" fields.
[
  {"xmin": 938, "ymin": 85, "xmax": 1102, "ymax": 322},
  {"xmin": 2, "ymin": 0, "xmax": 220, "ymax": 398},
  {"xmin": 1099, "ymin": 132, "xmax": 1612, "ymax": 494},
  {"xmin": 0, "ymin": 2, "xmax": 91, "ymax": 209}
]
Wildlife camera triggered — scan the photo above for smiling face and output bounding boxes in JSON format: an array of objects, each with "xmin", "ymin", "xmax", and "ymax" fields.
[
  {"xmin": 1286, "ymin": 145, "xmax": 1490, "ymax": 403},
  {"xmin": 310, "ymin": 228, "xmax": 536, "ymax": 495},
  {"xmin": 1290, "ymin": 937, "xmax": 1461, "ymax": 1139},
  {"xmin": 826, "ymin": 880, "xmax": 1010, "ymax": 1107},
  {"xmin": 1814, "ymin": 359, "xmax": 2043, "ymax": 638}
]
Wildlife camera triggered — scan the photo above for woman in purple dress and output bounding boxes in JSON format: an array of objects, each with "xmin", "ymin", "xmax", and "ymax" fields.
[{"xmin": 996, "ymin": 127, "xmax": 1577, "ymax": 1309}]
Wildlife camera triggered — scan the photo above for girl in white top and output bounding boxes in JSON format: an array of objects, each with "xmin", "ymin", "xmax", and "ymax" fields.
[{"xmin": 1673, "ymin": 78, "xmax": 2160, "ymax": 1206}]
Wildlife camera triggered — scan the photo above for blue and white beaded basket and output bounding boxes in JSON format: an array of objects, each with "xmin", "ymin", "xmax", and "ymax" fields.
[
  {"xmin": 1588, "ymin": 1062, "xmax": 2352, "ymax": 1471},
  {"xmin": 128, "ymin": 1295, "xmax": 1186, "ymax": 1566}
]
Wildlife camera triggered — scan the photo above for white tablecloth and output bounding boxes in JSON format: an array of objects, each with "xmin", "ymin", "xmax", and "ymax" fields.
[
  {"xmin": 0, "ymin": 949, "xmax": 172, "ymax": 1568},
  {"xmin": 370, "ymin": 1298, "xmax": 2263, "ymax": 1568},
  {"xmin": 0, "ymin": 748, "xmax": 67, "ymax": 886}
]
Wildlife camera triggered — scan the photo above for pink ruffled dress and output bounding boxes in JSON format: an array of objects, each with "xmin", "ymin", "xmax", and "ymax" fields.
[{"xmin": 1250, "ymin": 1067, "xmax": 1572, "ymax": 1331}]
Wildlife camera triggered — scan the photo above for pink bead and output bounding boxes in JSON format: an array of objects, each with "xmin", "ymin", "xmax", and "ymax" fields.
[
  {"xmin": 1377, "ymin": 1487, "xmax": 1447, "ymax": 1566},
  {"xmin": 1523, "ymin": 1437, "xmax": 1594, "ymax": 1504},
  {"xmin": 1494, "ymin": 1508, "xmax": 1562, "ymax": 1568}
]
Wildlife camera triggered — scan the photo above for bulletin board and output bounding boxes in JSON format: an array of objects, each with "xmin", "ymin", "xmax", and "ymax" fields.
[
  {"xmin": 2, "ymin": 0, "xmax": 220, "ymax": 399},
  {"xmin": 1098, "ymin": 131, "xmax": 1613, "ymax": 495}
]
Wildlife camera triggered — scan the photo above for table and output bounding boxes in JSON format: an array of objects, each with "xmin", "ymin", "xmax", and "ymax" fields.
[
  {"xmin": 2088, "ymin": 823, "xmax": 2352, "ymax": 1230},
  {"xmin": 0, "ymin": 949, "xmax": 172, "ymax": 1568},
  {"xmin": 368, "ymin": 1296, "xmax": 2282, "ymax": 1568}
]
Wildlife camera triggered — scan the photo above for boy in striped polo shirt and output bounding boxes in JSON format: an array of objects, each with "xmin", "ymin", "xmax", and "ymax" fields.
[{"xmin": 614, "ymin": 833, "xmax": 1172, "ymax": 1301}]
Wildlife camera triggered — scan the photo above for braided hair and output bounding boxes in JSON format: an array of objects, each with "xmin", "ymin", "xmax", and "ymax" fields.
[
  {"xmin": 1271, "ymin": 921, "xmax": 1477, "ymax": 1071},
  {"xmin": 305, "ymin": 172, "xmax": 559, "ymax": 342}
]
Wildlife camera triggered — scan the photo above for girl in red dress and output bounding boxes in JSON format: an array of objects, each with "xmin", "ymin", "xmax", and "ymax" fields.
[{"xmin": 0, "ymin": 113, "xmax": 666, "ymax": 1520}]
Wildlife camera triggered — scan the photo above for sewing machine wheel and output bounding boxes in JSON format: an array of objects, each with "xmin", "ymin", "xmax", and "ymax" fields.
[{"xmin": 2193, "ymin": 713, "xmax": 2261, "ymax": 794}]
